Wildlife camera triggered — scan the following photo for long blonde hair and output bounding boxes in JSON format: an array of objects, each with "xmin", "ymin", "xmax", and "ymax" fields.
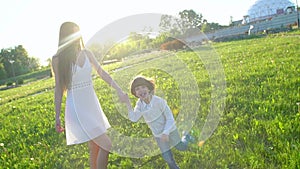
[{"xmin": 53, "ymin": 22, "xmax": 85, "ymax": 92}]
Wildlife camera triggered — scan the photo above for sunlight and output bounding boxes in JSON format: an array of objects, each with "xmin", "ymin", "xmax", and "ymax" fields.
[{"xmin": 58, "ymin": 31, "xmax": 82, "ymax": 51}]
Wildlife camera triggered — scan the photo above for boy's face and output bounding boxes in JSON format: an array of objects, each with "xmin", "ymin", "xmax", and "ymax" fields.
[{"xmin": 134, "ymin": 85, "xmax": 150, "ymax": 100}]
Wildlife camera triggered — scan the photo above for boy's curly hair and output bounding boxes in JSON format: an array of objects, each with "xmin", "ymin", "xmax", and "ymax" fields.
[{"xmin": 130, "ymin": 76, "xmax": 155, "ymax": 98}]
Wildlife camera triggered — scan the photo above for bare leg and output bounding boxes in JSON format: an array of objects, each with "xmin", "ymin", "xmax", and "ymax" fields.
[
  {"xmin": 97, "ymin": 147, "xmax": 110, "ymax": 169},
  {"xmin": 89, "ymin": 141, "xmax": 100, "ymax": 169},
  {"xmin": 92, "ymin": 134, "xmax": 112, "ymax": 169}
]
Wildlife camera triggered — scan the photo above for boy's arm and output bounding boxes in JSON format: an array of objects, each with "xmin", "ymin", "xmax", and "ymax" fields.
[
  {"xmin": 125, "ymin": 95, "xmax": 143, "ymax": 122},
  {"xmin": 161, "ymin": 100, "xmax": 176, "ymax": 135}
]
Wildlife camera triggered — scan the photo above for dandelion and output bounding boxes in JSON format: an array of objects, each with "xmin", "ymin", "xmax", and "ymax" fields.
[
  {"xmin": 0, "ymin": 143, "xmax": 4, "ymax": 147},
  {"xmin": 198, "ymin": 140, "xmax": 205, "ymax": 147}
]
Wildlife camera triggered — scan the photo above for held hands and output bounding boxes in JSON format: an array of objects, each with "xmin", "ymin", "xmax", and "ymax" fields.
[{"xmin": 117, "ymin": 90, "xmax": 130, "ymax": 104}]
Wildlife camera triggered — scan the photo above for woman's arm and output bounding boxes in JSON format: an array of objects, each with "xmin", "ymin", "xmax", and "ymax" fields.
[
  {"xmin": 85, "ymin": 50, "xmax": 127, "ymax": 102},
  {"xmin": 52, "ymin": 57, "xmax": 64, "ymax": 133}
]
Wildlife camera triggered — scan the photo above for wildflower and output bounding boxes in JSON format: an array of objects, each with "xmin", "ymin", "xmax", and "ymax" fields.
[{"xmin": 198, "ymin": 140, "xmax": 205, "ymax": 147}]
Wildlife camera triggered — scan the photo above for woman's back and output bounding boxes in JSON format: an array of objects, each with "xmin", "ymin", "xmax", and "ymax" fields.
[{"xmin": 69, "ymin": 51, "xmax": 93, "ymax": 90}]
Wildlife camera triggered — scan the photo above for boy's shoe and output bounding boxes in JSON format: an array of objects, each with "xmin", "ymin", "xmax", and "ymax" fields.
[
  {"xmin": 185, "ymin": 133, "xmax": 195, "ymax": 143},
  {"xmin": 181, "ymin": 131, "xmax": 195, "ymax": 144}
]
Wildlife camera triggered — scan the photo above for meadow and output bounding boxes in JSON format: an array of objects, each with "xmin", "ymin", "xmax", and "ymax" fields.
[{"xmin": 0, "ymin": 31, "xmax": 299, "ymax": 169}]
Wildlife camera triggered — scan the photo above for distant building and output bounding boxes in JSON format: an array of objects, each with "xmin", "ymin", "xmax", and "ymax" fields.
[
  {"xmin": 185, "ymin": 0, "xmax": 299, "ymax": 43},
  {"xmin": 245, "ymin": 0, "xmax": 296, "ymax": 23}
]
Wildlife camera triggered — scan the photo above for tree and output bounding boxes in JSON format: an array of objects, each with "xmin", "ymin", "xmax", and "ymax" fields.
[
  {"xmin": 201, "ymin": 19, "xmax": 210, "ymax": 32},
  {"xmin": 27, "ymin": 57, "xmax": 40, "ymax": 71},
  {"xmin": 0, "ymin": 63, "xmax": 7, "ymax": 79},
  {"xmin": 0, "ymin": 45, "xmax": 40, "ymax": 80},
  {"xmin": 178, "ymin": 9, "xmax": 202, "ymax": 29},
  {"xmin": 150, "ymin": 32, "xmax": 170, "ymax": 49},
  {"xmin": 201, "ymin": 20, "xmax": 227, "ymax": 33},
  {"xmin": 159, "ymin": 9, "xmax": 203, "ymax": 38},
  {"xmin": 88, "ymin": 32, "xmax": 156, "ymax": 61},
  {"xmin": 178, "ymin": 9, "xmax": 203, "ymax": 37},
  {"xmin": 159, "ymin": 14, "xmax": 185, "ymax": 37}
]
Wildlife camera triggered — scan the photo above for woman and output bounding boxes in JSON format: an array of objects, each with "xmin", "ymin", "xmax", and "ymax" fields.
[{"xmin": 52, "ymin": 21, "xmax": 126, "ymax": 169}]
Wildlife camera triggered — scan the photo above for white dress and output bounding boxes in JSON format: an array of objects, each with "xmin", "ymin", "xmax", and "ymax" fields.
[{"xmin": 65, "ymin": 54, "xmax": 111, "ymax": 145}]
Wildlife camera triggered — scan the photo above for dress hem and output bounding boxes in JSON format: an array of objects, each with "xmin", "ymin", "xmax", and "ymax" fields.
[{"xmin": 66, "ymin": 127, "xmax": 111, "ymax": 145}]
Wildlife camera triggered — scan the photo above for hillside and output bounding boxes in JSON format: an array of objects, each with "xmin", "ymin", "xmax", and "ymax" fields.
[{"xmin": 0, "ymin": 30, "xmax": 299, "ymax": 169}]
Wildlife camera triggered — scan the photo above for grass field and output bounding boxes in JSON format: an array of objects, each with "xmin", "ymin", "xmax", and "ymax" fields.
[{"xmin": 0, "ymin": 31, "xmax": 299, "ymax": 169}]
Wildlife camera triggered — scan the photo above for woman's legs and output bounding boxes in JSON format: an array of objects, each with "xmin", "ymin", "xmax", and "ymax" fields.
[
  {"xmin": 89, "ymin": 133, "xmax": 112, "ymax": 169},
  {"xmin": 89, "ymin": 141, "xmax": 100, "ymax": 169}
]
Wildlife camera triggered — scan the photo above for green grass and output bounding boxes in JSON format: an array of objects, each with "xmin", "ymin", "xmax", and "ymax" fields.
[
  {"xmin": 0, "ymin": 68, "xmax": 51, "ymax": 87},
  {"xmin": 0, "ymin": 30, "xmax": 299, "ymax": 168}
]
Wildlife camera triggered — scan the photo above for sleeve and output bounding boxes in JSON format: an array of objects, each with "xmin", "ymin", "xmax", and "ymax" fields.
[
  {"xmin": 128, "ymin": 100, "xmax": 143, "ymax": 122},
  {"xmin": 161, "ymin": 99, "xmax": 176, "ymax": 135}
]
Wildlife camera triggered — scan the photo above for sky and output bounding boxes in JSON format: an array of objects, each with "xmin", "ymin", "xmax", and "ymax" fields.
[{"xmin": 0, "ymin": 0, "xmax": 259, "ymax": 66}]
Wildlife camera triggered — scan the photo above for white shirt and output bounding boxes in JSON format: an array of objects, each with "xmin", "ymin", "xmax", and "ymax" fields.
[{"xmin": 128, "ymin": 95, "xmax": 177, "ymax": 137}]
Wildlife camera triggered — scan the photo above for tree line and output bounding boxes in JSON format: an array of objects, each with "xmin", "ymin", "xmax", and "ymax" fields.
[
  {"xmin": 0, "ymin": 9, "xmax": 227, "ymax": 81},
  {"xmin": 89, "ymin": 9, "xmax": 228, "ymax": 61},
  {"xmin": 0, "ymin": 45, "xmax": 40, "ymax": 81}
]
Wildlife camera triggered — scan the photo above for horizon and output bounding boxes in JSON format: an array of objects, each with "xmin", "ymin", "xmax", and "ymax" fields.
[{"xmin": 1, "ymin": 0, "xmax": 288, "ymax": 66}]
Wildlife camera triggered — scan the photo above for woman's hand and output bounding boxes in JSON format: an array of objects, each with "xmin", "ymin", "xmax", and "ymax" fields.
[
  {"xmin": 160, "ymin": 134, "xmax": 169, "ymax": 142},
  {"xmin": 118, "ymin": 91, "xmax": 129, "ymax": 103},
  {"xmin": 55, "ymin": 116, "xmax": 64, "ymax": 133}
]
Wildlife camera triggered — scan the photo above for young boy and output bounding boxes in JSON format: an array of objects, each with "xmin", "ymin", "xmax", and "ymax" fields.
[{"xmin": 124, "ymin": 76, "xmax": 193, "ymax": 169}]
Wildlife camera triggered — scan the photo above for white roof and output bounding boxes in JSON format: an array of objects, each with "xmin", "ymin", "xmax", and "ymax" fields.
[{"xmin": 247, "ymin": 0, "xmax": 295, "ymax": 21}]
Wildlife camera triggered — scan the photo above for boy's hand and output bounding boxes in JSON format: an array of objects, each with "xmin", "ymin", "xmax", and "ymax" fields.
[{"xmin": 161, "ymin": 134, "xmax": 169, "ymax": 142}]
